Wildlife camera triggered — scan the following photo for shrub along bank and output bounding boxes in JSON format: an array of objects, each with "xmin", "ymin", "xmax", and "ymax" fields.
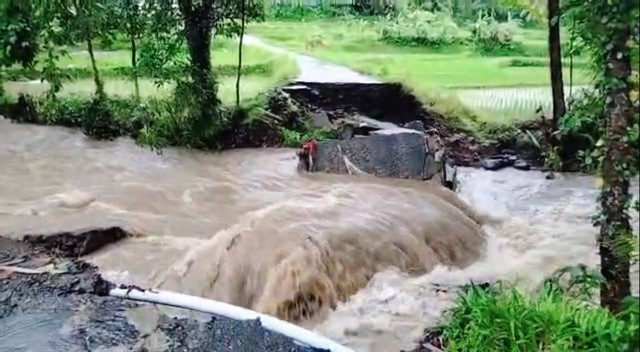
[
  {"xmin": 0, "ymin": 35, "xmax": 307, "ymax": 151},
  {"xmin": 408, "ymin": 266, "xmax": 640, "ymax": 352}
]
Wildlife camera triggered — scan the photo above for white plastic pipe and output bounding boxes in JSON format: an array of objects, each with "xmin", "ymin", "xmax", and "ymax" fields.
[{"xmin": 109, "ymin": 287, "xmax": 354, "ymax": 352}]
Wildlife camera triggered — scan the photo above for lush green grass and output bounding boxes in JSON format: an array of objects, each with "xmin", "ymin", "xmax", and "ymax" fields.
[
  {"xmin": 3, "ymin": 39, "xmax": 299, "ymax": 105},
  {"xmin": 442, "ymin": 283, "xmax": 639, "ymax": 351},
  {"xmin": 249, "ymin": 19, "xmax": 593, "ymax": 126},
  {"xmin": 249, "ymin": 20, "xmax": 590, "ymax": 89},
  {"xmin": 455, "ymin": 85, "xmax": 591, "ymax": 123}
]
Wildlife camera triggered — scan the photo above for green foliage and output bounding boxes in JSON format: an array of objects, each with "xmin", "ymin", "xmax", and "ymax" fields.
[
  {"xmin": 281, "ymin": 125, "xmax": 337, "ymax": 148},
  {"xmin": 504, "ymin": 57, "xmax": 588, "ymax": 68},
  {"xmin": 442, "ymin": 275, "xmax": 639, "ymax": 351},
  {"xmin": 0, "ymin": 69, "xmax": 4, "ymax": 98},
  {"xmin": 558, "ymin": 1, "xmax": 639, "ymax": 173},
  {"xmin": 5, "ymin": 62, "xmax": 273, "ymax": 82},
  {"xmin": 471, "ymin": 12, "xmax": 524, "ymax": 56},
  {"xmin": 0, "ymin": 1, "xmax": 39, "ymax": 69},
  {"xmin": 265, "ymin": 4, "xmax": 355, "ymax": 21},
  {"xmin": 558, "ymin": 90, "xmax": 606, "ymax": 171},
  {"xmin": 80, "ymin": 96, "xmax": 123, "ymax": 140},
  {"xmin": 474, "ymin": 0, "xmax": 545, "ymax": 25},
  {"xmin": 380, "ymin": 10, "xmax": 467, "ymax": 48}
]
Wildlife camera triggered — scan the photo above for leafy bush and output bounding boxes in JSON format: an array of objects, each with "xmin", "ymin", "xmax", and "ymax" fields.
[
  {"xmin": 0, "ymin": 1, "xmax": 39, "ymax": 68},
  {"xmin": 380, "ymin": 10, "xmax": 468, "ymax": 48},
  {"xmin": 473, "ymin": 0, "xmax": 545, "ymax": 25},
  {"xmin": 471, "ymin": 13, "xmax": 524, "ymax": 56},
  {"xmin": 442, "ymin": 277, "xmax": 639, "ymax": 351},
  {"xmin": 504, "ymin": 57, "xmax": 589, "ymax": 68},
  {"xmin": 80, "ymin": 97, "xmax": 125, "ymax": 140},
  {"xmin": 558, "ymin": 90, "xmax": 605, "ymax": 171},
  {"xmin": 281, "ymin": 125, "xmax": 337, "ymax": 148},
  {"xmin": 4, "ymin": 63, "xmax": 273, "ymax": 81},
  {"xmin": 266, "ymin": 4, "xmax": 354, "ymax": 21}
]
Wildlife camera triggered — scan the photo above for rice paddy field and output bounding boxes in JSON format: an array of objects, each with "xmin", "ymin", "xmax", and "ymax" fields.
[
  {"xmin": 3, "ymin": 38, "xmax": 299, "ymax": 105},
  {"xmin": 249, "ymin": 19, "xmax": 595, "ymax": 124},
  {"xmin": 455, "ymin": 85, "xmax": 591, "ymax": 122}
]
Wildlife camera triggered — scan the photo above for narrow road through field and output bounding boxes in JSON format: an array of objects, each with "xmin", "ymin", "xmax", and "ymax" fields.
[{"xmin": 244, "ymin": 35, "xmax": 380, "ymax": 83}]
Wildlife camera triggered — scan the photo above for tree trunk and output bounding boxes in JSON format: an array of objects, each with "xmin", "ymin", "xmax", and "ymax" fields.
[
  {"xmin": 178, "ymin": 0, "xmax": 219, "ymax": 137},
  {"xmin": 599, "ymin": 19, "xmax": 633, "ymax": 314},
  {"xmin": 547, "ymin": 0, "xmax": 566, "ymax": 143},
  {"xmin": 86, "ymin": 37, "xmax": 104, "ymax": 98},
  {"xmin": 236, "ymin": 0, "xmax": 246, "ymax": 107},
  {"xmin": 130, "ymin": 34, "xmax": 140, "ymax": 102}
]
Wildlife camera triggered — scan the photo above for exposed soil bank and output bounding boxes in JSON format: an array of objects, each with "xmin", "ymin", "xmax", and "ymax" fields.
[
  {"xmin": 22, "ymin": 226, "xmax": 130, "ymax": 258},
  {"xmin": 0, "ymin": 232, "xmax": 326, "ymax": 352},
  {"xmin": 281, "ymin": 82, "xmax": 486, "ymax": 166}
]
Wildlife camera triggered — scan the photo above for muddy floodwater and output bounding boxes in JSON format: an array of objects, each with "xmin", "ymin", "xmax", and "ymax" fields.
[{"xmin": 1, "ymin": 118, "xmax": 638, "ymax": 352}]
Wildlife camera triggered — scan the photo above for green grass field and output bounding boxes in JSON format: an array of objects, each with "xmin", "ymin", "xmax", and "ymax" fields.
[
  {"xmin": 249, "ymin": 20, "xmax": 589, "ymax": 88},
  {"xmin": 3, "ymin": 38, "xmax": 299, "ymax": 105},
  {"xmin": 249, "ymin": 19, "xmax": 592, "ymax": 124}
]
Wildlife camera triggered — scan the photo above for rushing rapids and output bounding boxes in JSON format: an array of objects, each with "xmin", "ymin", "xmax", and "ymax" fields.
[{"xmin": 1, "ymin": 118, "xmax": 638, "ymax": 351}]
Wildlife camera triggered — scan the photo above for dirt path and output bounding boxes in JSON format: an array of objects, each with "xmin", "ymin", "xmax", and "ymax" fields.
[{"xmin": 244, "ymin": 35, "xmax": 380, "ymax": 83}]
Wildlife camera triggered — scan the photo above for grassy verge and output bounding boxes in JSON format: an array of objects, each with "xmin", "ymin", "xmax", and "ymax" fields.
[
  {"xmin": 5, "ymin": 39, "xmax": 286, "ymax": 81},
  {"xmin": 439, "ymin": 282, "xmax": 639, "ymax": 351},
  {"xmin": 249, "ymin": 19, "xmax": 591, "ymax": 127},
  {"xmin": 249, "ymin": 20, "xmax": 590, "ymax": 88},
  {"xmin": 1, "ymin": 38, "xmax": 301, "ymax": 150}
]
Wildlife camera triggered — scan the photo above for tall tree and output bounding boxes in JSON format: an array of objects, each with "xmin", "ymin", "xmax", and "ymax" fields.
[
  {"xmin": 51, "ymin": 0, "xmax": 110, "ymax": 97},
  {"xmin": 547, "ymin": 0, "xmax": 566, "ymax": 145},
  {"xmin": 118, "ymin": 0, "xmax": 146, "ymax": 102},
  {"xmin": 0, "ymin": 0, "xmax": 39, "ymax": 69},
  {"xmin": 564, "ymin": 0, "xmax": 638, "ymax": 313},
  {"xmin": 597, "ymin": 1, "xmax": 635, "ymax": 312},
  {"xmin": 235, "ymin": 0, "xmax": 246, "ymax": 107}
]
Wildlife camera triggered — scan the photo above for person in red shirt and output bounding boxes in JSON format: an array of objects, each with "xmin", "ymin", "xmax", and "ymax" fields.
[{"xmin": 297, "ymin": 139, "xmax": 318, "ymax": 172}]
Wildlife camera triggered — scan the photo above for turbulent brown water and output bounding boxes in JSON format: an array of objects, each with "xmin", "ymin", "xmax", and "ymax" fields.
[{"xmin": 1, "ymin": 118, "xmax": 638, "ymax": 351}]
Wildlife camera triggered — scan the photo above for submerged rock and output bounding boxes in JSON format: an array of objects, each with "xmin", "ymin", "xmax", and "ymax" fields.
[
  {"xmin": 480, "ymin": 157, "xmax": 507, "ymax": 171},
  {"xmin": 513, "ymin": 159, "xmax": 531, "ymax": 171},
  {"xmin": 481, "ymin": 154, "xmax": 532, "ymax": 172}
]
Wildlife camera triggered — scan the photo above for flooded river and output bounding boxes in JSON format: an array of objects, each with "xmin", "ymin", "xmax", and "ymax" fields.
[{"xmin": 1, "ymin": 118, "xmax": 638, "ymax": 351}]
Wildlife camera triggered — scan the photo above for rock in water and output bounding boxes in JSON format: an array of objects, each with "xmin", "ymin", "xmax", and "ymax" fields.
[
  {"xmin": 513, "ymin": 159, "xmax": 531, "ymax": 171},
  {"xmin": 313, "ymin": 129, "xmax": 440, "ymax": 180},
  {"xmin": 403, "ymin": 120, "xmax": 426, "ymax": 133},
  {"xmin": 480, "ymin": 157, "xmax": 507, "ymax": 171}
]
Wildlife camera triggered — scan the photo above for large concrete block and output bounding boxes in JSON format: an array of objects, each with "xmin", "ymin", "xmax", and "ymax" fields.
[{"xmin": 313, "ymin": 129, "xmax": 440, "ymax": 180}]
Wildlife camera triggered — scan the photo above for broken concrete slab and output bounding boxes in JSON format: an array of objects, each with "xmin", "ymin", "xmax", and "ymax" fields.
[{"xmin": 313, "ymin": 130, "xmax": 440, "ymax": 180}]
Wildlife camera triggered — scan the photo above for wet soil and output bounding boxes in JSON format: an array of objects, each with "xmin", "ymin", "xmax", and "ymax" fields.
[
  {"xmin": 0, "ymin": 232, "xmax": 326, "ymax": 352},
  {"xmin": 280, "ymin": 82, "xmax": 488, "ymax": 166}
]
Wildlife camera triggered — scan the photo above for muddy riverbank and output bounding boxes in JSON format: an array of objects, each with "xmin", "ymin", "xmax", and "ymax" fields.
[{"xmin": 0, "ymin": 232, "xmax": 328, "ymax": 352}]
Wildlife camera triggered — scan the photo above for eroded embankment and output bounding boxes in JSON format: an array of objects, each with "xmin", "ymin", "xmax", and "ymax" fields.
[
  {"xmin": 1, "ymin": 81, "xmax": 494, "ymax": 167},
  {"xmin": 281, "ymin": 82, "xmax": 486, "ymax": 167},
  {"xmin": 0, "ymin": 231, "xmax": 326, "ymax": 352}
]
